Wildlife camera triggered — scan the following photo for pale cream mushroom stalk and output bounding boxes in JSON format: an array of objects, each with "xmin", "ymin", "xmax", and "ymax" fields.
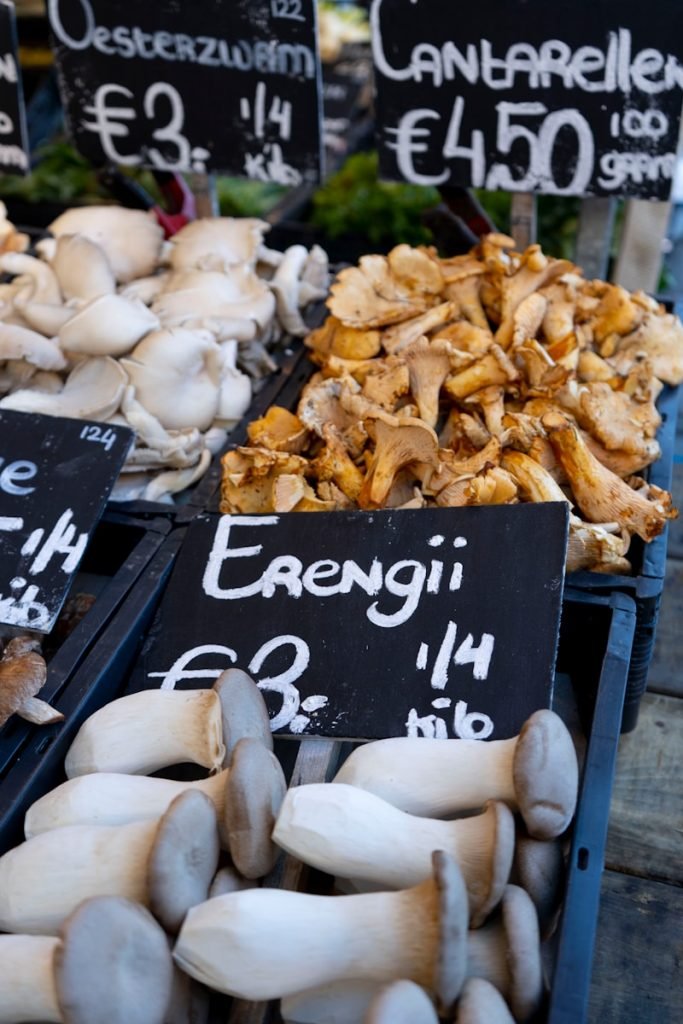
[
  {"xmin": 333, "ymin": 709, "xmax": 578, "ymax": 840},
  {"xmin": 26, "ymin": 737, "xmax": 286, "ymax": 879},
  {"xmin": 65, "ymin": 668, "xmax": 273, "ymax": 778},
  {"xmin": 0, "ymin": 322, "xmax": 66, "ymax": 371},
  {"xmin": 0, "ymin": 252, "xmax": 62, "ymax": 306},
  {"xmin": 0, "ymin": 790, "xmax": 219, "ymax": 935},
  {"xmin": 0, "ymin": 897, "xmax": 173, "ymax": 1024},
  {"xmin": 273, "ymin": 785, "xmax": 514, "ymax": 926},
  {"xmin": 173, "ymin": 855, "xmax": 543, "ymax": 1021}
]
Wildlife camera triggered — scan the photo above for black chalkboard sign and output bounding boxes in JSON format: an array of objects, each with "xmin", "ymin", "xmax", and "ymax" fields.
[
  {"xmin": 0, "ymin": 0, "xmax": 29, "ymax": 176},
  {"xmin": 49, "ymin": 0, "xmax": 323, "ymax": 185},
  {"xmin": 371, "ymin": 0, "xmax": 683, "ymax": 199},
  {"xmin": 141, "ymin": 504, "xmax": 568, "ymax": 740},
  {"xmin": 0, "ymin": 410, "xmax": 133, "ymax": 632}
]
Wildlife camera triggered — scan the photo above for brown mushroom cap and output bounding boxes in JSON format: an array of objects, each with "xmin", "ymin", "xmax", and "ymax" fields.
[
  {"xmin": 512, "ymin": 833, "xmax": 564, "ymax": 939},
  {"xmin": 455, "ymin": 978, "xmax": 515, "ymax": 1024},
  {"xmin": 365, "ymin": 980, "xmax": 438, "ymax": 1024},
  {"xmin": 512, "ymin": 709, "xmax": 578, "ymax": 840},
  {"xmin": 147, "ymin": 790, "xmax": 220, "ymax": 933},
  {"xmin": 470, "ymin": 801, "xmax": 516, "ymax": 928},
  {"xmin": 432, "ymin": 850, "xmax": 469, "ymax": 1016},
  {"xmin": 224, "ymin": 737, "xmax": 286, "ymax": 878},
  {"xmin": 213, "ymin": 667, "xmax": 273, "ymax": 767},
  {"xmin": 54, "ymin": 896, "xmax": 173, "ymax": 1024},
  {"xmin": 500, "ymin": 885, "xmax": 543, "ymax": 1022},
  {"xmin": 0, "ymin": 635, "xmax": 46, "ymax": 726}
]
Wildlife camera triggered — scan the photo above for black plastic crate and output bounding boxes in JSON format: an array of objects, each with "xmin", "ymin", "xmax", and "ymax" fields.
[
  {"xmin": 567, "ymin": 383, "xmax": 680, "ymax": 732},
  {"xmin": 0, "ymin": 520, "xmax": 180, "ymax": 854}
]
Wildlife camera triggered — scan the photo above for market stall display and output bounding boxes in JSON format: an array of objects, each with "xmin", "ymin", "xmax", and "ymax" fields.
[{"xmin": 220, "ymin": 235, "xmax": 681, "ymax": 573}]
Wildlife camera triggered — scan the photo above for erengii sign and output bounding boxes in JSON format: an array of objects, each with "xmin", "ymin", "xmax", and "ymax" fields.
[{"xmin": 371, "ymin": 0, "xmax": 683, "ymax": 198}]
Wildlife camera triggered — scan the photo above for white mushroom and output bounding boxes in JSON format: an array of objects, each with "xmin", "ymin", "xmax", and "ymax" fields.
[
  {"xmin": 333, "ymin": 710, "xmax": 578, "ymax": 841},
  {"xmin": 59, "ymin": 294, "xmax": 160, "ymax": 356},
  {"xmin": 65, "ymin": 669, "xmax": 273, "ymax": 778},
  {"xmin": 13, "ymin": 297, "xmax": 74, "ymax": 337},
  {"xmin": 0, "ymin": 356, "xmax": 126, "ymax": 420},
  {"xmin": 151, "ymin": 267, "xmax": 276, "ymax": 340},
  {"xmin": 166, "ymin": 217, "xmax": 269, "ymax": 272},
  {"xmin": 48, "ymin": 207, "xmax": 164, "ymax": 283},
  {"xmin": 0, "ymin": 897, "xmax": 173, "ymax": 1024},
  {"xmin": 141, "ymin": 449, "xmax": 212, "ymax": 502},
  {"xmin": 48, "ymin": 234, "xmax": 116, "ymax": 301},
  {"xmin": 0, "ymin": 323, "xmax": 66, "ymax": 371},
  {"xmin": 216, "ymin": 340, "xmax": 252, "ymax": 423},
  {"xmin": 119, "ymin": 272, "xmax": 170, "ymax": 305},
  {"xmin": 120, "ymin": 328, "xmax": 222, "ymax": 431},
  {"xmin": 0, "ymin": 252, "xmax": 62, "ymax": 306},
  {"xmin": 271, "ymin": 245, "xmax": 310, "ymax": 336},
  {"xmin": 274, "ymin": 786, "xmax": 514, "ymax": 925},
  {"xmin": 0, "ymin": 790, "xmax": 220, "ymax": 935}
]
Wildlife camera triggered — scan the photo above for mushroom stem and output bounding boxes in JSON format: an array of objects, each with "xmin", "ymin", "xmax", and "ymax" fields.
[
  {"xmin": 273, "ymin": 785, "xmax": 513, "ymax": 926},
  {"xmin": 65, "ymin": 668, "xmax": 272, "ymax": 778},
  {"xmin": 0, "ymin": 790, "xmax": 219, "ymax": 934},
  {"xmin": 333, "ymin": 709, "xmax": 578, "ymax": 840},
  {"xmin": 17, "ymin": 696, "xmax": 65, "ymax": 726},
  {"xmin": 65, "ymin": 689, "xmax": 224, "ymax": 777},
  {"xmin": 174, "ymin": 851, "xmax": 469, "ymax": 1014},
  {"xmin": 0, "ymin": 935, "xmax": 61, "ymax": 1023}
]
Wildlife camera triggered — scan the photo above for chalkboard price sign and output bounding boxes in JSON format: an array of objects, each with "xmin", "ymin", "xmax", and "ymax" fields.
[
  {"xmin": 0, "ymin": 0, "xmax": 29, "ymax": 176},
  {"xmin": 371, "ymin": 0, "xmax": 683, "ymax": 199},
  {"xmin": 48, "ymin": 0, "xmax": 323, "ymax": 185},
  {"xmin": 0, "ymin": 410, "xmax": 133, "ymax": 633},
  {"xmin": 142, "ymin": 504, "xmax": 568, "ymax": 741}
]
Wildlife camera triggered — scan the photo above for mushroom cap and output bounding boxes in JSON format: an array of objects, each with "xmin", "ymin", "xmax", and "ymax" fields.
[
  {"xmin": 208, "ymin": 864, "xmax": 254, "ymax": 899},
  {"xmin": 48, "ymin": 206, "xmax": 164, "ymax": 283},
  {"xmin": 365, "ymin": 980, "xmax": 438, "ymax": 1024},
  {"xmin": 213, "ymin": 667, "xmax": 273, "ymax": 767},
  {"xmin": 500, "ymin": 885, "xmax": 543, "ymax": 1022},
  {"xmin": 54, "ymin": 896, "xmax": 173, "ymax": 1024},
  {"xmin": 470, "ymin": 801, "xmax": 516, "ymax": 928},
  {"xmin": 512, "ymin": 709, "xmax": 578, "ymax": 840},
  {"xmin": 431, "ymin": 850, "xmax": 469, "ymax": 1016},
  {"xmin": 0, "ymin": 636, "xmax": 47, "ymax": 726},
  {"xmin": 59, "ymin": 293, "xmax": 160, "ymax": 356},
  {"xmin": 0, "ymin": 355, "xmax": 127, "ymax": 420},
  {"xmin": 454, "ymin": 978, "xmax": 515, "ymax": 1024},
  {"xmin": 224, "ymin": 737, "xmax": 286, "ymax": 878},
  {"xmin": 147, "ymin": 790, "xmax": 220, "ymax": 934},
  {"xmin": 513, "ymin": 834, "xmax": 564, "ymax": 939}
]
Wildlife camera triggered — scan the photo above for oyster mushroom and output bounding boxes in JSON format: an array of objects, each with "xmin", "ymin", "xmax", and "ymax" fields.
[
  {"xmin": 166, "ymin": 217, "xmax": 269, "ymax": 272},
  {"xmin": 48, "ymin": 207, "xmax": 164, "ymax": 283},
  {"xmin": 542, "ymin": 411, "xmax": 677, "ymax": 541},
  {"xmin": 0, "ymin": 357, "xmax": 126, "ymax": 420},
  {"xmin": 59, "ymin": 294, "xmax": 160, "ymax": 357},
  {"xmin": 0, "ymin": 322, "xmax": 66, "ymax": 371},
  {"xmin": 174, "ymin": 855, "xmax": 543, "ymax": 1021},
  {"xmin": 65, "ymin": 668, "xmax": 273, "ymax": 778},
  {"xmin": 12, "ymin": 297, "xmax": 73, "ymax": 337},
  {"xmin": 0, "ymin": 252, "xmax": 62, "ymax": 306},
  {"xmin": 26, "ymin": 737, "xmax": 286, "ymax": 879},
  {"xmin": 49, "ymin": 234, "xmax": 116, "ymax": 302},
  {"xmin": 0, "ymin": 790, "xmax": 220, "ymax": 935},
  {"xmin": 121, "ymin": 328, "xmax": 221, "ymax": 431},
  {"xmin": 0, "ymin": 636, "xmax": 63, "ymax": 727},
  {"xmin": 455, "ymin": 978, "xmax": 515, "ymax": 1024},
  {"xmin": 358, "ymin": 411, "xmax": 439, "ymax": 510},
  {"xmin": 271, "ymin": 245, "xmax": 312, "ymax": 336},
  {"xmin": 273, "ymin": 785, "xmax": 514, "ymax": 926},
  {"xmin": 365, "ymin": 981, "xmax": 438, "ymax": 1024},
  {"xmin": 334, "ymin": 709, "xmax": 578, "ymax": 841},
  {"xmin": 0, "ymin": 897, "xmax": 173, "ymax": 1024},
  {"xmin": 151, "ymin": 267, "xmax": 275, "ymax": 340}
]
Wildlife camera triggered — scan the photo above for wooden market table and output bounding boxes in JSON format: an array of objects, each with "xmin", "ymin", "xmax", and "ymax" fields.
[{"xmin": 588, "ymin": 407, "xmax": 683, "ymax": 1023}]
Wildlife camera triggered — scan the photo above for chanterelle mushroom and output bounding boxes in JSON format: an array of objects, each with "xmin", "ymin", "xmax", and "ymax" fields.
[{"xmin": 358, "ymin": 411, "xmax": 439, "ymax": 510}]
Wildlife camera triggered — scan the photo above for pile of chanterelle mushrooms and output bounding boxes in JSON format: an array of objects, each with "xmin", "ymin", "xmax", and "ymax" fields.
[
  {"xmin": 0, "ymin": 202, "xmax": 328, "ymax": 503},
  {"xmin": 0, "ymin": 663, "xmax": 578, "ymax": 1023},
  {"xmin": 220, "ymin": 233, "xmax": 682, "ymax": 573}
]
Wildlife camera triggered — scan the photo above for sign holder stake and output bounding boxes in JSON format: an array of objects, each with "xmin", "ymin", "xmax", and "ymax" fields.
[
  {"xmin": 510, "ymin": 193, "xmax": 537, "ymax": 249},
  {"xmin": 575, "ymin": 197, "xmax": 616, "ymax": 280},
  {"xmin": 188, "ymin": 172, "xmax": 219, "ymax": 219}
]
